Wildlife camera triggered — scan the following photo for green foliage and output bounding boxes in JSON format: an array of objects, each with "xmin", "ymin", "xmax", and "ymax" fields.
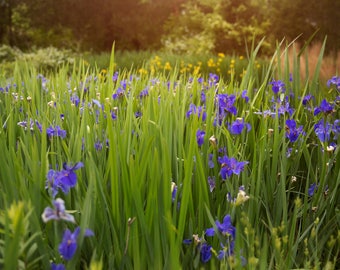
[
  {"xmin": 19, "ymin": 47, "xmax": 76, "ymax": 72},
  {"xmin": 162, "ymin": 0, "xmax": 271, "ymax": 54},
  {"xmin": 0, "ymin": 45, "xmax": 22, "ymax": 62},
  {"xmin": 0, "ymin": 201, "xmax": 41, "ymax": 269},
  {"xmin": 0, "ymin": 0, "xmax": 339, "ymax": 55},
  {"xmin": 0, "ymin": 46, "xmax": 76, "ymax": 76}
]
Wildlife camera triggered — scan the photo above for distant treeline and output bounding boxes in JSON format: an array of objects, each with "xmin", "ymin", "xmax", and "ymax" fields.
[{"xmin": 0, "ymin": 0, "xmax": 339, "ymax": 55}]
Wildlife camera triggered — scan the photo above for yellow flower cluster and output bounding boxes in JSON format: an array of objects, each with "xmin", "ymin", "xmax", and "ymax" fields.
[
  {"xmin": 99, "ymin": 53, "xmax": 262, "ymax": 79},
  {"xmin": 180, "ymin": 61, "xmax": 201, "ymax": 75}
]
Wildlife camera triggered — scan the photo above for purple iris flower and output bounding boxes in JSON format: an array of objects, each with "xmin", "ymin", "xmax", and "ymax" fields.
[
  {"xmin": 46, "ymin": 162, "xmax": 84, "ymax": 196},
  {"xmin": 92, "ymin": 99, "xmax": 103, "ymax": 110},
  {"xmin": 217, "ymin": 241, "xmax": 235, "ymax": 260},
  {"xmin": 314, "ymin": 119, "xmax": 332, "ymax": 142},
  {"xmin": 269, "ymin": 80, "xmax": 285, "ymax": 94},
  {"xmin": 41, "ymin": 198, "xmax": 75, "ymax": 223},
  {"xmin": 58, "ymin": 162, "xmax": 84, "ymax": 192},
  {"xmin": 45, "ymin": 169, "xmax": 60, "ymax": 198},
  {"xmin": 134, "ymin": 111, "xmax": 142, "ymax": 118},
  {"xmin": 301, "ymin": 94, "xmax": 315, "ymax": 112},
  {"xmin": 200, "ymin": 243, "xmax": 212, "ymax": 263},
  {"xmin": 208, "ymin": 154, "xmax": 215, "ymax": 168},
  {"xmin": 205, "ymin": 214, "xmax": 236, "ymax": 239},
  {"xmin": 314, "ymin": 99, "xmax": 334, "ymax": 116},
  {"xmin": 333, "ymin": 119, "xmax": 340, "ymax": 139},
  {"xmin": 59, "ymin": 227, "xmax": 94, "ymax": 261},
  {"xmin": 241, "ymin": 90, "xmax": 249, "ymax": 103},
  {"xmin": 228, "ymin": 118, "xmax": 251, "ymax": 135},
  {"xmin": 208, "ymin": 73, "xmax": 219, "ymax": 86},
  {"xmin": 112, "ymin": 87, "xmax": 125, "ymax": 99},
  {"xmin": 51, "ymin": 263, "xmax": 65, "ymax": 270},
  {"xmin": 17, "ymin": 119, "xmax": 34, "ymax": 130},
  {"xmin": 286, "ymin": 147, "xmax": 293, "ymax": 158},
  {"xmin": 35, "ymin": 120, "xmax": 42, "ymax": 132},
  {"xmin": 172, "ymin": 186, "xmax": 177, "ymax": 202},
  {"xmin": 308, "ymin": 183, "xmax": 318, "ymax": 196},
  {"xmin": 327, "ymin": 76, "xmax": 340, "ymax": 91},
  {"xmin": 94, "ymin": 140, "xmax": 103, "ymax": 151},
  {"xmin": 289, "ymin": 73, "xmax": 293, "ymax": 82},
  {"xmin": 46, "ymin": 125, "xmax": 67, "ymax": 139},
  {"xmin": 70, "ymin": 94, "xmax": 80, "ymax": 106},
  {"xmin": 112, "ymin": 71, "xmax": 119, "ymax": 82},
  {"xmin": 37, "ymin": 74, "xmax": 48, "ymax": 91},
  {"xmin": 182, "ymin": 239, "xmax": 193, "ymax": 245},
  {"xmin": 277, "ymin": 100, "xmax": 294, "ymax": 116},
  {"xmin": 285, "ymin": 119, "xmax": 304, "ymax": 143},
  {"xmin": 302, "ymin": 94, "xmax": 314, "ymax": 106},
  {"xmin": 200, "ymin": 91, "xmax": 206, "ymax": 104},
  {"xmin": 217, "ymin": 249, "xmax": 228, "ymax": 260},
  {"xmin": 139, "ymin": 87, "xmax": 149, "ymax": 98},
  {"xmin": 196, "ymin": 129, "xmax": 205, "ymax": 147},
  {"xmin": 217, "ymin": 94, "xmax": 237, "ymax": 116},
  {"xmin": 218, "ymin": 156, "xmax": 248, "ymax": 179},
  {"xmin": 186, "ymin": 103, "xmax": 206, "ymax": 121},
  {"xmin": 216, "ymin": 214, "xmax": 236, "ymax": 238},
  {"xmin": 207, "ymin": 176, "xmax": 215, "ymax": 192},
  {"xmin": 186, "ymin": 104, "xmax": 196, "ymax": 118},
  {"xmin": 17, "ymin": 118, "xmax": 41, "ymax": 133},
  {"xmin": 111, "ymin": 110, "xmax": 117, "ymax": 120}
]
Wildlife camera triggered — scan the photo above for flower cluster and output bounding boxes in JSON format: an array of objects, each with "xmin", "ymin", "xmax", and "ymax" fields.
[
  {"xmin": 16, "ymin": 119, "xmax": 68, "ymax": 140},
  {"xmin": 186, "ymin": 103, "xmax": 206, "ymax": 121},
  {"xmin": 301, "ymin": 94, "xmax": 315, "ymax": 111},
  {"xmin": 45, "ymin": 162, "xmax": 84, "ymax": 198},
  {"xmin": 327, "ymin": 76, "xmax": 340, "ymax": 92},
  {"xmin": 314, "ymin": 99, "xmax": 334, "ymax": 116},
  {"xmin": 218, "ymin": 155, "xmax": 249, "ymax": 180},
  {"xmin": 17, "ymin": 119, "xmax": 42, "ymax": 132},
  {"xmin": 228, "ymin": 118, "xmax": 251, "ymax": 135},
  {"xmin": 183, "ymin": 215, "xmax": 238, "ymax": 263},
  {"xmin": 46, "ymin": 125, "xmax": 67, "ymax": 139},
  {"xmin": 314, "ymin": 118, "xmax": 339, "ymax": 146},
  {"xmin": 285, "ymin": 119, "xmax": 304, "ymax": 143},
  {"xmin": 58, "ymin": 227, "xmax": 94, "ymax": 260},
  {"xmin": 42, "ymin": 161, "xmax": 94, "ymax": 268},
  {"xmin": 269, "ymin": 79, "xmax": 285, "ymax": 94},
  {"xmin": 215, "ymin": 93, "xmax": 237, "ymax": 124},
  {"xmin": 196, "ymin": 129, "xmax": 206, "ymax": 147},
  {"xmin": 269, "ymin": 95, "xmax": 294, "ymax": 117},
  {"xmin": 112, "ymin": 79, "xmax": 129, "ymax": 99}
]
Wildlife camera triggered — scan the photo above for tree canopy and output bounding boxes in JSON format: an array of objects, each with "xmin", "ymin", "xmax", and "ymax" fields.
[{"xmin": 0, "ymin": 0, "xmax": 338, "ymax": 54}]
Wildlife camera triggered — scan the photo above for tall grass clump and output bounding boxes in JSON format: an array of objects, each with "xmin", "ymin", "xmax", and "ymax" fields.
[{"xmin": 0, "ymin": 41, "xmax": 339, "ymax": 269}]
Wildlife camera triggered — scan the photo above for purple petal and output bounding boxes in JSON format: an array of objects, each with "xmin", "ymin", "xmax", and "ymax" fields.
[{"xmin": 205, "ymin": 227, "xmax": 215, "ymax": 236}]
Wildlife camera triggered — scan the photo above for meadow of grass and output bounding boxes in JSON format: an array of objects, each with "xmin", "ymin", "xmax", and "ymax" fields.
[
  {"xmin": 0, "ymin": 41, "xmax": 339, "ymax": 269},
  {"xmin": 83, "ymin": 42, "xmax": 339, "ymax": 85}
]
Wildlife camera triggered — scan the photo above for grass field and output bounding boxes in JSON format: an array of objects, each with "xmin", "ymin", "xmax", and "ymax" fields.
[{"xmin": 0, "ymin": 41, "xmax": 339, "ymax": 269}]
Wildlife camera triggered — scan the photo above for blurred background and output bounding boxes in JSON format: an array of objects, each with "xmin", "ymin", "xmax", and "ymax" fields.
[{"xmin": 0, "ymin": 0, "xmax": 339, "ymax": 55}]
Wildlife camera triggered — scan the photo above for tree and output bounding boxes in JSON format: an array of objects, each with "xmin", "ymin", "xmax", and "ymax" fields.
[
  {"xmin": 0, "ymin": 0, "xmax": 17, "ymax": 46},
  {"xmin": 108, "ymin": 0, "xmax": 186, "ymax": 51},
  {"xmin": 309, "ymin": 0, "xmax": 340, "ymax": 56},
  {"xmin": 267, "ymin": 0, "xmax": 340, "ymax": 55},
  {"xmin": 268, "ymin": 0, "xmax": 316, "ymax": 43},
  {"xmin": 162, "ymin": 0, "xmax": 270, "ymax": 54}
]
